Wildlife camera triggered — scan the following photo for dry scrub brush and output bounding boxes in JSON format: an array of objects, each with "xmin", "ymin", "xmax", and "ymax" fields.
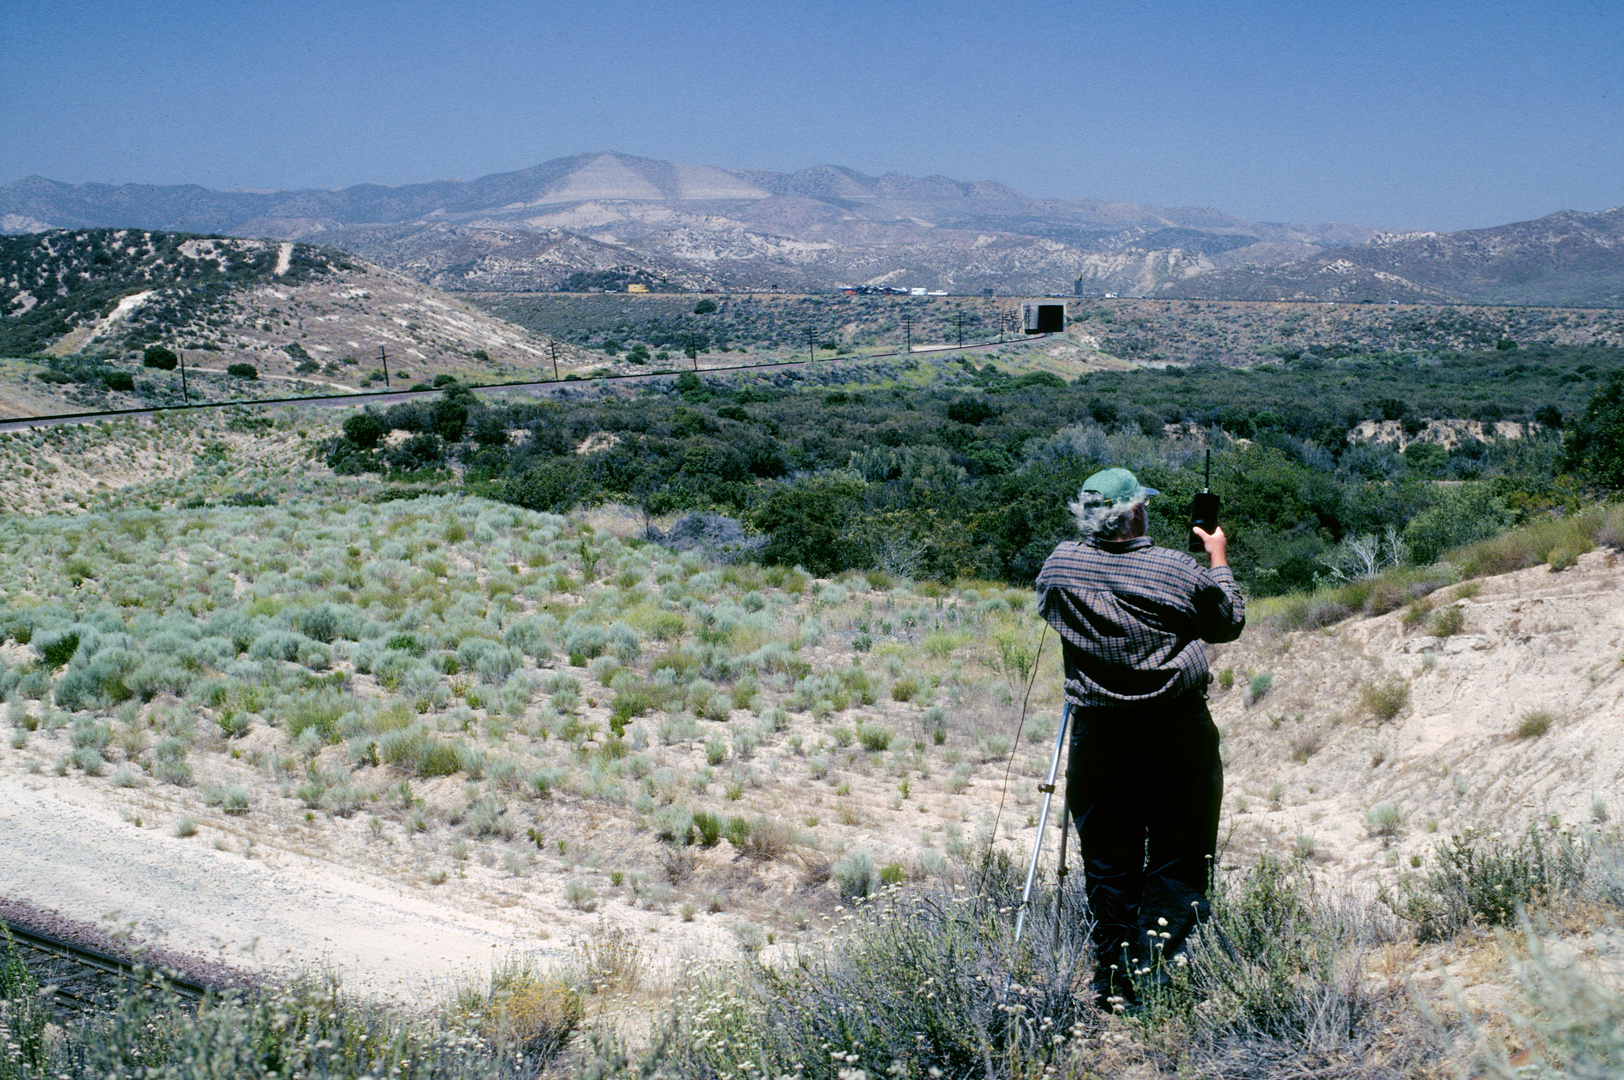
[{"xmin": 578, "ymin": 853, "xmax": 1452, "ymax": 1080}]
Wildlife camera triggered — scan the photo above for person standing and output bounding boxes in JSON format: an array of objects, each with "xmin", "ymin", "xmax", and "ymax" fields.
[{"xmin": 1035, "ymin": 467, "xmax": 1245, "ymax": 1010}]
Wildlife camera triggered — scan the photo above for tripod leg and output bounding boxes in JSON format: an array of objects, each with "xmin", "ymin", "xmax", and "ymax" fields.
[
  {"xmin": 1012, "ymin": 703, "xmax": 1072, "ymax": 950},
  {"xmin": 1054, "ymin": 800, "xmax": 1071, "ymax": 954}
]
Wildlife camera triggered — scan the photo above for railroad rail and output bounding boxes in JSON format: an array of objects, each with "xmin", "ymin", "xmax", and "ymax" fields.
[{"xmin": 3, "ymin": 920, "xmax": 210, "ymax": 1017}]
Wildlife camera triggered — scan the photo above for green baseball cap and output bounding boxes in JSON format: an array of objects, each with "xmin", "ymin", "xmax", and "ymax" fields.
[{"xmin": 1080, "ymin": 467, "xmax": 1158, "ymax": 505}]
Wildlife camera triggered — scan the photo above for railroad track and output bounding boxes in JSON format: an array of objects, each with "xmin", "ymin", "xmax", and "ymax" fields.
[
  {"xmin": 0, "ymin": 332, "xmax": 1045, "ymax": 432},
  {"xmin": 3, "ymin": 921, "xmax": 209, "ymax": 1018}
]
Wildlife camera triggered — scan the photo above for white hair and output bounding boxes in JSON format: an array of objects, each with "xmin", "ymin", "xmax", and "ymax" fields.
[{"xmin": 1069, "ymin": 492, "xmax": 1148, "ymax": 543}]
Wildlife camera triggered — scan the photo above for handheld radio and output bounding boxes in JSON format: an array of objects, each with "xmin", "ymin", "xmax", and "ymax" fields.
[{"xmin": 1187, "ymin": 448, "xmax": 1220, "ymax": 553}]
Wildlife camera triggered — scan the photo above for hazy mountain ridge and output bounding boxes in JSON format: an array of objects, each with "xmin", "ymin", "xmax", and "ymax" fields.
[
  {"xmin": 4, "ymin": 151, "xmax": 1619, "ymax": 304},
  {"xmin": 0, "ymin": 152, "xmax": 1361, "ymax": 295},
  {"xmin": 1155, "ymin": 207, "xmax": 1624, "ymax": 306}
]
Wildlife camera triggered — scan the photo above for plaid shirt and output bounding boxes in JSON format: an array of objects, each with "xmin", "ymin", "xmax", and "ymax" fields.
[{"xmin": 1036, "ymin": 536, "xmax": 1245, "ymax": 708}]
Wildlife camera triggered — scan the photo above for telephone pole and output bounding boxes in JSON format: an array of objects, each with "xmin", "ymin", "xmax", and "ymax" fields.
[
  {"xmin": 379, "ymin": 345, "xmax": 390, "ymax": 389},
  {"xmin": 902, "ymin": 313, "xmax": 913, "ymax": 355},
  {"xmin": 178, "ymin": 350, "xmax": 189, "ymax": 404},
  {"xmin": 956, "ymin": 310, "xmax": 965, "ymax": 349},
  {"xmin": 548, "ymin": 340, "xmax": 561, "ymax": 380},
  {"xmin": 807, "ymin": 328, "xmax": 816, "ymax": 363}
]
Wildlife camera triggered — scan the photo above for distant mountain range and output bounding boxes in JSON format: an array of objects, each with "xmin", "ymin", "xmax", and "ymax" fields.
[
  {"xmin": 1155, "ymin": 210, "xmax": 1624, "ymax": 307},
  {"xmin": 3, "ymin": 151, "xmax": 1619, "ymax": 305}
]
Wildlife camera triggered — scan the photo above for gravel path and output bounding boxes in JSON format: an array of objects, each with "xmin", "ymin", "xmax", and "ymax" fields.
[{"xmin": 0, "ymin": 777, "xmax": 561, "ymax": 1004}]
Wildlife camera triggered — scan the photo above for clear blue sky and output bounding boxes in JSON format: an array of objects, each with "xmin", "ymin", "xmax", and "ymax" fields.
[{"xmin": 2, "ymin": 0, "xmax": 1619, "ymax": 231}]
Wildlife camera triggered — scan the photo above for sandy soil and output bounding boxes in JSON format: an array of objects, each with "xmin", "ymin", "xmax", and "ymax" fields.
[{"xmin": 0, "ymin": 773, "xmax": 557, "ymax": 1002}]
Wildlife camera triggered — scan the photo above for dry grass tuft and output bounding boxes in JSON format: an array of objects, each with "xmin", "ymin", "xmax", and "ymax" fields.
[{"xmin": 1515, "ymin": 709, "xmax": 1556, "ymax": 740}]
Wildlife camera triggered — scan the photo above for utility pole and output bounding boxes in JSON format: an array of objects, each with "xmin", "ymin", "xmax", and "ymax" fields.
[
  {"xmin": 690, "ymin": 334, "xmax": 699, "ymax": 371},
  {"xmin": 379, "ymin": 345, "xmax": 390, "ymax": 390},
  {"xmin": 807, "ymin": 328, "xmax": 816, "ymax": 363},
  {"xmin": 956, "ymin": 310, "xmax": 965, "ymax": 349},
  {"xmin": 998, "ymin": 308, "xmax": 1017, "ymax": 343},
  {"xmin": 548, "ymin": 340, "xmax": 561, "ymax": 380},
  {"xmin": 902, "ymin": 313, "xmax": 913, "ymax": 355},
  {"xmin": 178, "ymin": 350, "xmax": 189, "ymax": 404}
]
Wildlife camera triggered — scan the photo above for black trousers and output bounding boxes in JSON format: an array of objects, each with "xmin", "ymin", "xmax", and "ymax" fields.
[{"xmin": 1065, "ymin": 693, "xmax": 1221, "ymax": 997}]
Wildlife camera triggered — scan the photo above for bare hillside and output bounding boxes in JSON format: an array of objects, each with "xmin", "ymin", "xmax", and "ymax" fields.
[
  {"xmin": 0, "ymin": 230, "xmax": 600, "ymax": 419},
  {"xmin": 1211, "ymin": 551, "xmax": 1624, "ymax": 884}
]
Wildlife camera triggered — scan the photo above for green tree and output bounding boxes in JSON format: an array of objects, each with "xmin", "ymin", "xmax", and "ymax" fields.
[
  {"xmin": 1564, "ymin": 374, "xmax": 1624, "ymax": 490},
  {"xmin": 692, "ymin": 299, "xmax": 718, "ymax": 315},
  {"xmin": 1403, "ymin": 442, "xmax": 1449, "ymax": 478},
  {"xmin": 753, "ymin": 475, "xmax": 869, "ymax": 576},
  {"xmin": 1403, "ymin": 483, "xmax": 1515, "ymax": 564},
  {"xmin": 503, "ymin": 458, "xmax": 585, "ymax": 512},
  {"xmin": 142, "ymin": 344, "xmax": 178, "ymax": 370},
  {"xmin": 342, "ymin": 411, "xmax": 386, "ymax": 449}
]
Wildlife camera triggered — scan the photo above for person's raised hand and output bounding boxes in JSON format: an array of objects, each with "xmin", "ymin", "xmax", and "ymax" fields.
[{"xmin": 1192, "ymin": 526, "xmax": 1227, "ymax": 567}]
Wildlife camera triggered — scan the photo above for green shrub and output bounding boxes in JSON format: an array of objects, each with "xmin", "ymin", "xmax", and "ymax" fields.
[
  {"xmin": 654, "ymin": 806, "xmax": 694, "ymax": 846},
  {"xmin": 722, "ymin": 814, "xmax": 756, "ymax": 849},
  {"xmin": 693, "ymin": 810, "xmax": 723, "ymax": 847},
  {"xmin": 1361, "ymin": 678, "xmax": 1410, "ymax": 722},
  {"xmin": 1548, "ymin": 544, "xmax": 1582, "ymax": 571},
  {"xmin": 1245, "ymin": 671, "xmax": 1273, "ymax": 705},
  {"xmin": 1429, "ymin": 604, "xmax": 1466, "ymax": 638},
  {"xmin": 71, "ymin": 717, "xmax": 112, "ymax": 751},
  {"xmin": 464, "ymin": 796, "xmax": 512, "ymax": 839},
  {"xmin": 142, "ymin": 344, "xmax": 179, "ymax": 370},
  {"xmin": 890, "ymin": 675, "xmax": 920, "ymax": 702},
  {"xmin": 1388, "ymin": 825, "xmax": 1588, "ymax": 940},
  {"xmin": 1366, "ymin": 803, "xmax": 1406, "ymax": 840},
  {"xmin": 37, "ymin": 629, "xmax": 81, "ymax": 668},
  {"xmin": 563, "ymin": 624, "xmax": 608, "ymax": 661},
  {"xmin": 287, "ymin": 689, "xmax": 346, "ymax": 742},
  {"xmin": 226, "ymin": 363, "xmax": 259, "ymax": 379},
  {"xmin": 855, "ymin": 722, "xmax": 893, "ymax": 752},
  {"xmin": 296, "ymin": 605, "xmax": 340, "ymax": 643},
  {"xmin": 419, "ymin": 739, "xmax": 466, "ymax": 777},
  {"xmin": 831, "ymin": 848, "xmax": 879, "ymax": 899}
]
